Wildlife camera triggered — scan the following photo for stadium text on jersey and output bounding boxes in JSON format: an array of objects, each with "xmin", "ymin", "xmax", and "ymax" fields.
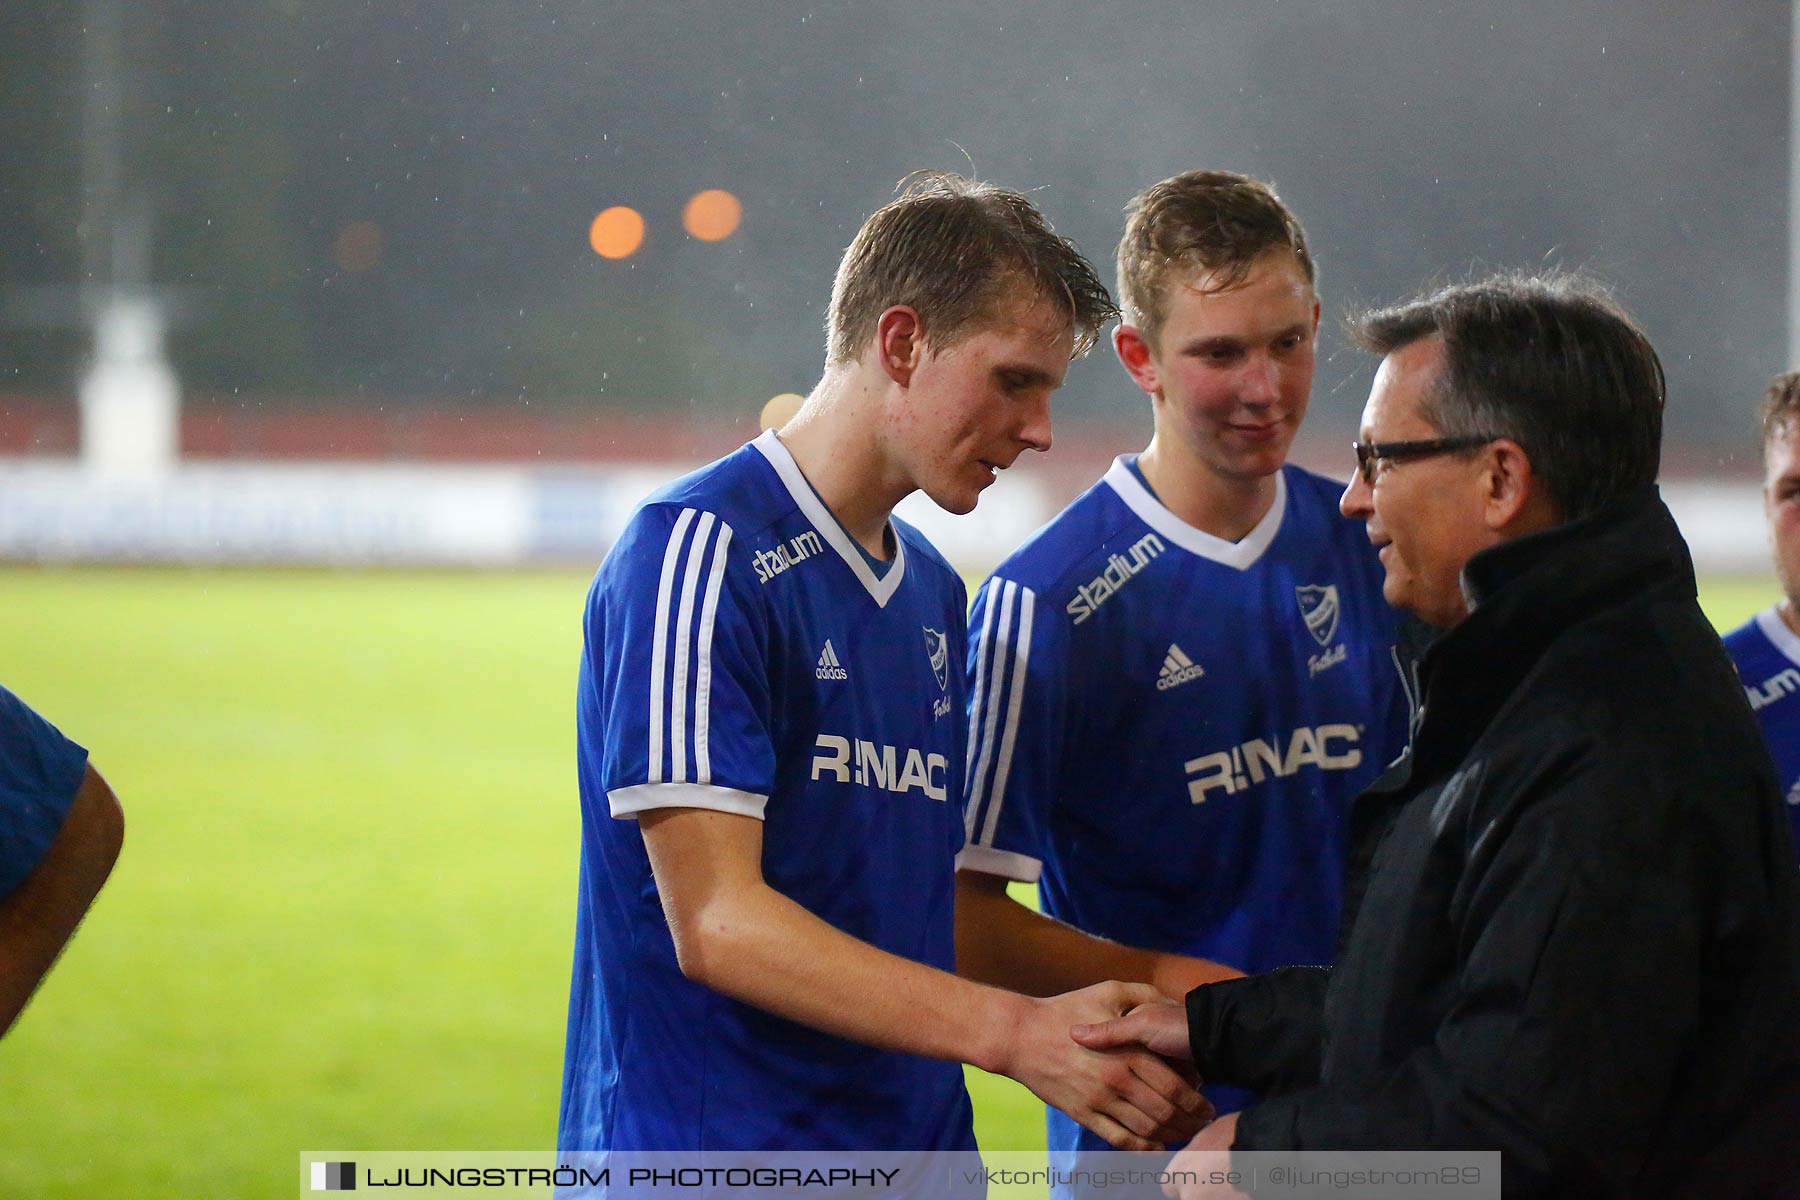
[
  {"xmin": 1065, "ymin": 533, "xmax": 1165, "ymax": 624},
  {"xmin": 1746, "ymin": 666, "xmax": 1800, "ymax": 713},
  {"xmin": 752, "ymin": 530, "xmax": 825, "ymax": 583}
]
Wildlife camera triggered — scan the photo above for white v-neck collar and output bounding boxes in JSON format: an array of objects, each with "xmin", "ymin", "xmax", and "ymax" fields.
[
  {"xmin": 1101, "ymin": 456, "xmax": 1287, "ymax": 571},
  {"xmin": 1757, "ymin": 604, "xmax": 1800, "ymax": 669},
  {"xmin": 751, "ymin": 429, "xmax": 906, "ymax": 608}
]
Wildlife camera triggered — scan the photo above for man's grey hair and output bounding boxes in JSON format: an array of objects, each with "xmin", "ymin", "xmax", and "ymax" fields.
[{"xmin": 1351, "ymin": 271, "xmax": 1665, "ymax": 522}]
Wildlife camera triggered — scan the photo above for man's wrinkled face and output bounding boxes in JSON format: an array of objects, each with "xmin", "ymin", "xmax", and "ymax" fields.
[
  {"xmin": 889, "ymin": 288, "xmax": 1070, "ymax": 515},
  {"xmin": 1339, "ymin": 337, "xmax": 1497, "ymax": 629},
  {"xmin": 1765, "ymin": 420, "xmax": 1800, "ymax": 610}
]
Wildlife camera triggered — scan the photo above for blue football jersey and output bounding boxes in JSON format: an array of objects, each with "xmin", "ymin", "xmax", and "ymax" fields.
[
  {"xmin": 0, "ymin": 684, "xmax": 87, "ymax": 899},
  {"xmin": 959, "ymin": 458, "xmax": 1409, "ymax": 1165},
  {"xmin": 1723, "ymin": 606, "xmax": 1800, "ymax": 864},
  {"xmin": 560, "ymin": 429, "xmax": 975, "ymax": 1153}
]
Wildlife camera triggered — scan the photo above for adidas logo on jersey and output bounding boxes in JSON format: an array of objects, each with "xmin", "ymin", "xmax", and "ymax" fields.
[
  {"xmin": 1156, "ymin": 644, "xmax": 1205, "ymax": 691},
  {"xmin": 816, "ymin": 640, "xmax": 848, "ymax": 681}
]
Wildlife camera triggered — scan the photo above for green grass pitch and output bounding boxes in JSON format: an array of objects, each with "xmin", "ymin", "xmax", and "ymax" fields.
[{"xmin": 0, "ymin": 567, "xmax": 1777, "ymax": 1197}]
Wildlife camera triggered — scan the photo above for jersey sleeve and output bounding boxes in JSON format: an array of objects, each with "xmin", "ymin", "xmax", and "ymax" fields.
[
  {"xmin": 0, "ymin": 685, "xmax": 88, "ymax": 899},
  {"xmin": 956, "ymin": 575, "xmax": 1069, "ymax": 882},
  {"xmin": 585, "ymin": 502, "xmax": 774, "ymax": 820}
]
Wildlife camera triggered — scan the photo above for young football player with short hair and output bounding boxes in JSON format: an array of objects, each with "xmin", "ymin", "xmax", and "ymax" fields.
[{"xmin": 559, "ymin": 173, "xmax": 1208, "ymax": 1166}]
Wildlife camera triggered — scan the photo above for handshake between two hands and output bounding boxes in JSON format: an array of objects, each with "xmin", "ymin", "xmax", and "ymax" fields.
[{"xmin": 1008, "ymin": 981, "xmax": 1246, "ymax": 1200}]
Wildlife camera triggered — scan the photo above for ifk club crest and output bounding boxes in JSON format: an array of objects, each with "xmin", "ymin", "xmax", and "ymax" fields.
[
  {"xmin": 923, "ymin": 626, "xmax": 949, "ymax": 691},
  {"xmin": 1295, "ymin": 584, "xmax": 1340, "ymax": 647}
]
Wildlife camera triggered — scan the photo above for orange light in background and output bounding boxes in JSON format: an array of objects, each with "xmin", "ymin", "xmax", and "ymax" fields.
[
  {"xmin": 684, "ymin": 189, "xmax": 742, "ymax": 241},
  {"xmin": 759, "ymin": 393, "xmax": 804, "ymax": 431},
  {"xmin": 333, "ymin": 220, "xmax": 384, "ymax": 273},
  {"xmin": 590, "ymin": 206, "xmax": 645, "ymax": 258}
]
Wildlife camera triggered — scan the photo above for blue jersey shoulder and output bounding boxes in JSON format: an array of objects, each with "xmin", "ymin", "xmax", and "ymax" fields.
[
  {"xmin": 1722, "ymin": 608, "xmax": 1800, "ymax": 862},
  {"xmin": 1725, "ymin": 609, "xmax": 1800, "ymax": 710},
  {"xmin": 1724, "ymin": 612, "xmax": 1774, "ymax": 663},
  {"xmin": 632, "ymin": 441, "xmax": 784, "ymax": 539},
  {"xmin": 893, "ymin": 514, "xmax": 965, "ymax": 597},
  {"xmin": 0, "ymin": 685, "xmax": 88, "ymax": 899},
  {"xmin": 985, "ymin": 470, "xmax": 1154, "ymax": 599},
  {"xmin": 1281, "ymin": 463, "xmax": 1360, "ymax": 534},
  {"xmin": 981, "ymin": 461, "xmax": 1380, "ymax": 630}
]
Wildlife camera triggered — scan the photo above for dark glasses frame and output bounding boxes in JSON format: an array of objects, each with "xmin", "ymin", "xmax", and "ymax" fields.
[{"xmin": 1352, "ymin": 436, "xmax": 1501, "ymax": 485}]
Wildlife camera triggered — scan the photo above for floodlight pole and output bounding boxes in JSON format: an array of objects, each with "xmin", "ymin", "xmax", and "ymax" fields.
[
  {"xmin": 77, "ymin": 0, "xmax": 180, "ymax": 476},
  {"xmin": 79, "ymin": 0, "xmax": 121, "ymax": 293}
]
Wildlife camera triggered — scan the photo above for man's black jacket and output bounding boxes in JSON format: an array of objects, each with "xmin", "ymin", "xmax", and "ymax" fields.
[{"xmin": 1187, "ymin": 491, "xmax": 1800, "ymax": 1197}]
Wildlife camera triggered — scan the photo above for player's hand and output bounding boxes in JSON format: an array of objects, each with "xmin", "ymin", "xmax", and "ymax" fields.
[
  {"xmin": 1071, "ymin": 995, "xmax": 1194, "ymax": 1061},
  {"xmin": 1161, "ymin": 1113, "xmax": 1247, "ymax": 1200},
  {"xmin": 998, "ymin": 981, "xmax": 1212, "ymax": 1150}
]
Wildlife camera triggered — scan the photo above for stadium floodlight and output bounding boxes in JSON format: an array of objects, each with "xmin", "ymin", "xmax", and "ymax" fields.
[
  {"xmin": 683, "ymin": 189, "xmax": 743, "ymax": 241},
  {"xmin": 589, "ymin": 206, "xmax": 646, "ymax": 258}
]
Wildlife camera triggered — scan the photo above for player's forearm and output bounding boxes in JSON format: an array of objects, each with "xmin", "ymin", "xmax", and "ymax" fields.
[
  {"xmin": 645, "ymin": 806, "xmax": 1028, "ymax": 1068},
  {"xmin": 955, "ymin": 872, "xmax": 1240, "ymax": 998},
  {"xmin": 675, "ymin": 890, "xmax": 1208, "ymax": 1150},
  {"xmin": 955, "ymin": 884, "xmax": 1159, "ymax": 996},
  {"xmin": 641, "ymin": 806, "xmax": 1201, "ymax": 1148},
  {"xmin": 657, "ymin": 828, "xmax": 1205, "ymax": 1148},
  {"xmin": 1147, "ymin": 951, "xmax": 1243, "ymax": 997},
  {"xmin": 674, "ymin": 873, "xmax": 1029, "ymax": 1071},
  {"xmin": 0, "ymin": 766, "xmax": 123, "ymax": 1036}
]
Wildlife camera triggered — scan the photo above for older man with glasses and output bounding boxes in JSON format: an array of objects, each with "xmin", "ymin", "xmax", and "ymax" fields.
[{"xmin": 1078, "ymin": 272, "xmax": 1800, "ymax": 1199}]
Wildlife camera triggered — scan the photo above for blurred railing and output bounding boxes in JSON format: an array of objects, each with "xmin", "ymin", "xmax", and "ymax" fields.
[{"xmin": 0, "ymin": 395, "xmax": 1768, "ymax": 576}]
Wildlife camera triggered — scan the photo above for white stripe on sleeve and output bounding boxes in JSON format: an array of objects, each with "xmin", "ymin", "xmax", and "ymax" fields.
[
  {"xmin": 667, "ymin": 511, "xmax": 718, "ymax": 785},
  {"xmin": 980, "ymin": 586, "xmax": 1034, "ymax": 848},
  {"xmin": 962, "ymin": 586, "xmax": 1001, "ymax": 838},
  {"xmin": 647, "ymin": 507, "xmax": 698, "ymax": 784},
  {"xmin": 965, "ymin": 580, "xmax": 1015, "ymax": 838},
  {"xmin": 964, "ymin": 579, "xmax": 1036, "ymax": 845},
  {"xmin": 691, "ymin": 522, "xmax": 734, "ymax": 784}
]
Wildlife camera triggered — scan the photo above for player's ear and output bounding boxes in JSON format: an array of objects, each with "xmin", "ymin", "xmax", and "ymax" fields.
[
  {"xmin": 1113, "ymin": 324, "xmax": 1160, "ymax": 396},
  {"xmin": 875, "ymin": 306, "xmax": 924, "ymax": 386}
]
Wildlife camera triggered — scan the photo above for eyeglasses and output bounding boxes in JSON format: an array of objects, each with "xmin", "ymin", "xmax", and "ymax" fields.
[{"xmin": 1351, "ymin": 436, "xmax": 1500, "ymax": 486}]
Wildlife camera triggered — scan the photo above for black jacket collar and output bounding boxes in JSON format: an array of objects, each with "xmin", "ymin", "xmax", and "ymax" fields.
[{"xmin": 1406, "ymin": 487, "xmax": 1694, "ymax": 778}]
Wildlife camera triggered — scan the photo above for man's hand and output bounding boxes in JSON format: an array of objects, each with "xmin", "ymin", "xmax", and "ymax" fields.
[
  {"xmin": 1162, "ymin": 1112, "xmax": 1244, "ymax": 1200},
  {"xmin": 995, "ymin": 981, "xmax": 1212, "ymax": 1151},
  {"xmin": 1071, "ymin": 995, "xmax": 1194, "ymax": 1062}
]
